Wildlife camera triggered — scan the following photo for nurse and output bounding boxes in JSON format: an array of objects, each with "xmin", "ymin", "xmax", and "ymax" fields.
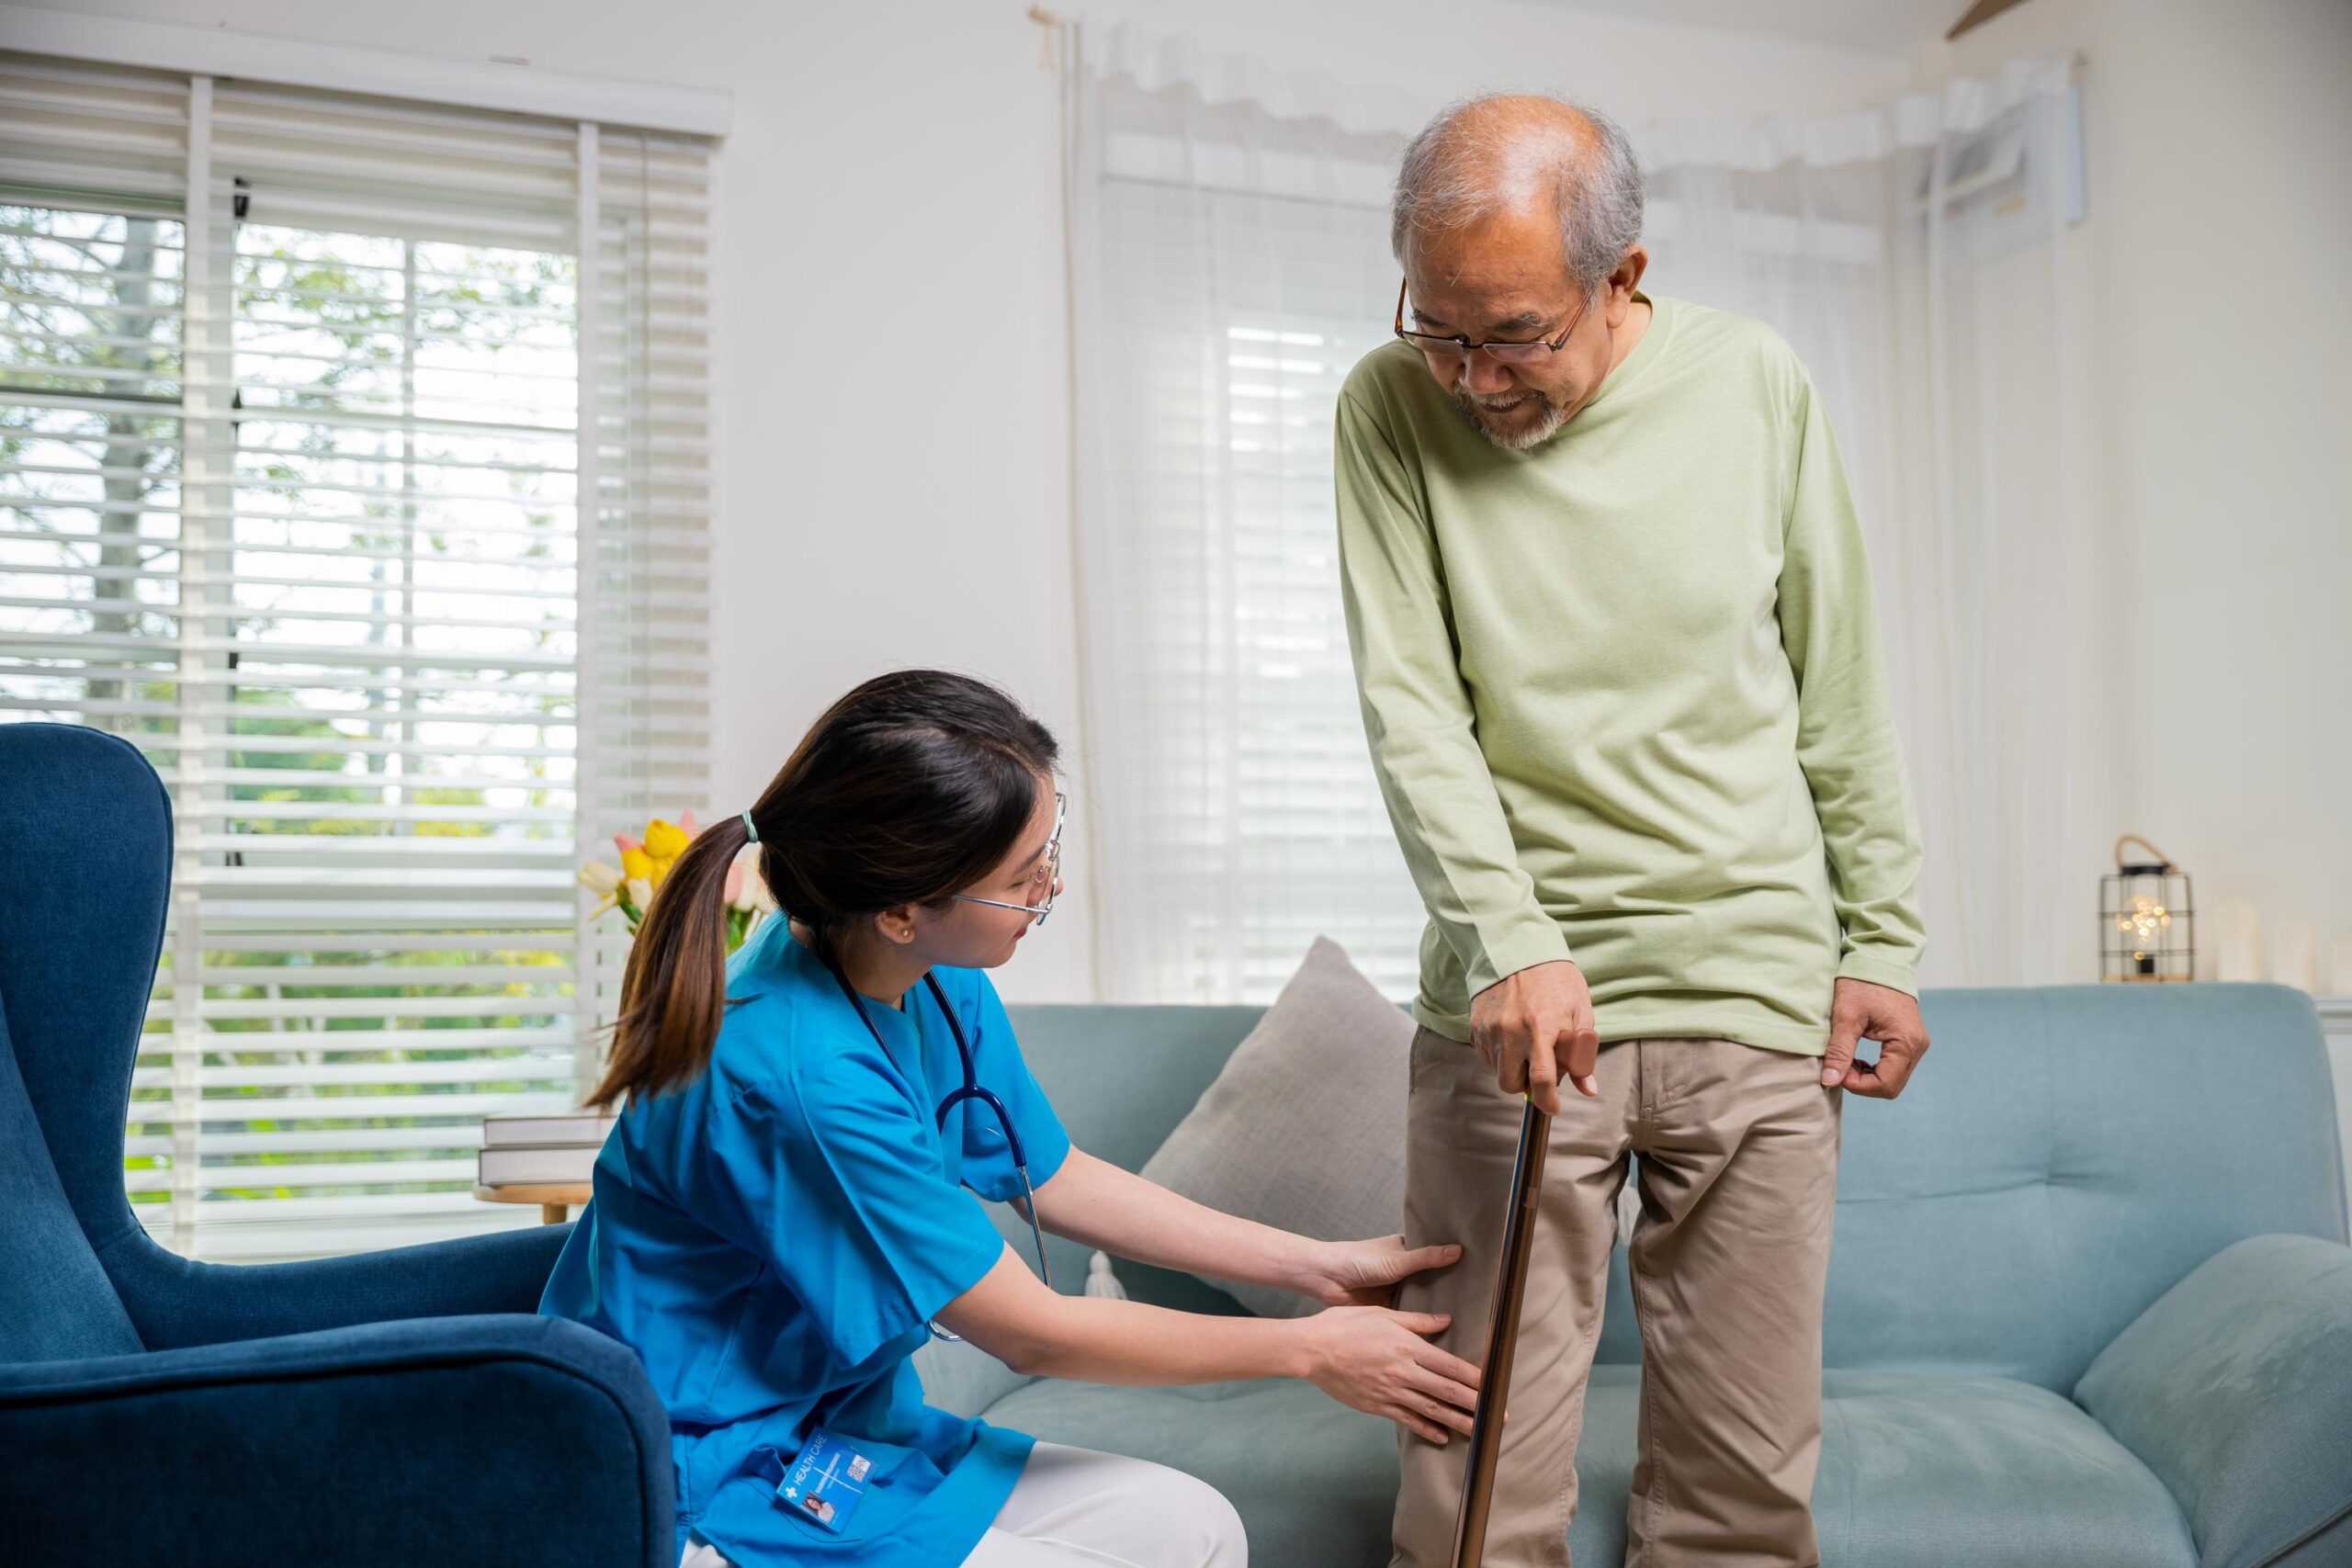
[{"xmin": 541, "ymin": 670, "xmax": 1480, "ymax": 1568}]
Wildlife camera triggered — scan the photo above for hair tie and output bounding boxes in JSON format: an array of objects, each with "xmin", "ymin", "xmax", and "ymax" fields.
[{"xmin": 740, "ymin": 808, "xmax": 760, "ymax": 845}]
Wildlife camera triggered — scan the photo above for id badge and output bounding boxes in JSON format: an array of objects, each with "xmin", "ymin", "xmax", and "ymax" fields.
[{"xmin": 776, "ymin": 1427, "xmax": 874, "ymax": 1534}]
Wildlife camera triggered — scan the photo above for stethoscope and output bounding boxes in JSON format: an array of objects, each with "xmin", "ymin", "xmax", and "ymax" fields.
[{"xmin": 819, "ymin": 953, "xmax": 1054, "ymax": 1341}]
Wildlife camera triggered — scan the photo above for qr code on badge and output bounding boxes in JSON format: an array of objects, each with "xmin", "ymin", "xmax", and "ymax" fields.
[{"xmin": 847, "ymin": 1455, "xmax": 871, "ymax": 1481}]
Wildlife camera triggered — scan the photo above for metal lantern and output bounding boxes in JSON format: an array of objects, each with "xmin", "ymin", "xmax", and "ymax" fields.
[{"xmin": 2100, "ymin": 834, "xmax": 2194, "ymax": 982}]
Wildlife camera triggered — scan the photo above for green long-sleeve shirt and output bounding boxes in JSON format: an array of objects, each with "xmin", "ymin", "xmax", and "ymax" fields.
[{"xmin": 1335, "ymin": 294, "xmax": 1925, "ymax": 1056}]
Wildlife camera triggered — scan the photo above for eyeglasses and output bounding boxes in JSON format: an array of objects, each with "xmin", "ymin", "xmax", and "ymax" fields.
[
  {"xmin": 1394, "ymin": 278, "xmax": 1591, "ymax": 365},
  {"xmin": 951, "ymin": 791, "xmax": 1065, "ymax": 927}
]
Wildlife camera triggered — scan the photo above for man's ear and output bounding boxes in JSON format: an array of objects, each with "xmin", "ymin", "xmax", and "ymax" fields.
[{"xmin": 1607, "ymin": 246, "xmax": 1650, "ymax": 316}]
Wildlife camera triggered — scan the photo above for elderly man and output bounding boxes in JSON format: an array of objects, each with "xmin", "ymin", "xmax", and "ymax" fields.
[{"xmin": 1335, "ymin": 96, "xmax": 1929, "ymax": 1568}]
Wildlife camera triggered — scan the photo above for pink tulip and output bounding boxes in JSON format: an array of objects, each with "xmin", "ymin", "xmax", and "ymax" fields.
[
  {"xmin": 679, "ymin": 809, "xmax": 700, "ymax": 837},
  {"xmin": 614, "ymin": 832, "xmax": 642, "ymax": 857}
]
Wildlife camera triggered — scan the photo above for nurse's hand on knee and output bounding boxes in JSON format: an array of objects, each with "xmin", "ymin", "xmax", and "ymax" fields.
[
  {"xmin": 1295, "ymin": 1235, "xmax": 1464, "ymax": 1307},
  {"xmin": 1295, "ymin": 1305, "xmax": 1482, "ymax": 1446}
]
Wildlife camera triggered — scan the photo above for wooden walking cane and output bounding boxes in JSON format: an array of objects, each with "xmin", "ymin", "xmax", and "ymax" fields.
[{"xmin": 1449, "ymin": 1029, "xmax": 1599, "ymax": 1568}]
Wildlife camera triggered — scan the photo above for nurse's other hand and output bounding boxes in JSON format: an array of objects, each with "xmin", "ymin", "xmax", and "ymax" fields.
[
  {"xmin": 1297, "ymin": 1235, "xmax": 1463, "ymax": 1307},
  {"xmin": 1295, "ymin": 1305, "xmax": 1482, "ymax": 1447}
]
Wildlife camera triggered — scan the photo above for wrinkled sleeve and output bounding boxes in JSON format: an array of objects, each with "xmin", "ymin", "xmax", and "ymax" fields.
[
  {"xmin": 1776, "ymin": 376, "xmax": 1928, "ymax": 994},
  {"xmin": 701, "ymin": 1066, "xmax": 1009, "ymax": 1370},
  {"xmin": 954, "ymin": 971, "xmax": 1071, "ymax": 1202},
  {"xmin": 1335, "ymin": 387, "xmax": 1572, "ymax": 995}
]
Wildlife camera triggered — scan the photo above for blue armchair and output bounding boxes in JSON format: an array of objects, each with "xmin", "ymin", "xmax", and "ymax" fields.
[{"xmin": 0, "ymin": 723, "xmax": 673, "ymax": 1564}]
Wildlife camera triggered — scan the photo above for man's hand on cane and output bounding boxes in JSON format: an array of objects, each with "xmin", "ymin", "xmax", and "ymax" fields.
[
  {"xmin": 1820, "ymin": 977, "xmax": 1930, "ymax": 1098},
  {"xmin": 1471, "ymin": 960, "xmax": 1601, "ymax": 1115}
]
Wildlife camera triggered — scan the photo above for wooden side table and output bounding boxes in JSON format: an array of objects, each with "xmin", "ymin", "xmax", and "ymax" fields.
[{"xmin": 474, "ymin": 1182, "xmax": 594, "ymax": 1226}]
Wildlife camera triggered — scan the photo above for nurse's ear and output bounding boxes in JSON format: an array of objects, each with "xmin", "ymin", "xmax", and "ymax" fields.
[{"xmin": 873, "ymin": 905, "xmax": 920, "ymax": 947}]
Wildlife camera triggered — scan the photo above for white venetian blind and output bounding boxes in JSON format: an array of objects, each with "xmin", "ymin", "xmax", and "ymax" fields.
[
  {"xmin": 0, "ymin": 51, "xmax": 713, "ymax": 1259},
  {"xmin": 1069, "ymin": 63, "xmax": 1427, "ymax": 1004}
]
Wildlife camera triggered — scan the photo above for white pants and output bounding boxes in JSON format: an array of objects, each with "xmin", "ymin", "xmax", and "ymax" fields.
[{"xmin": 678, "ymin": 1442, "xmax": 1248, "ymax": 1567}]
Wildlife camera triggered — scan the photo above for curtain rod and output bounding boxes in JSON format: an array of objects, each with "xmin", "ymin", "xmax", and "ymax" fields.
[{"xmin": 0, "ymin": 2, "xmax": 732, "ymax": 135}]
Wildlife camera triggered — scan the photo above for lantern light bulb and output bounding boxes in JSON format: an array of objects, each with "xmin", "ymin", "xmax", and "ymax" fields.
[{"xmin": 2117, "ymin": 894, "xmax": 2171, "ymax": 951}]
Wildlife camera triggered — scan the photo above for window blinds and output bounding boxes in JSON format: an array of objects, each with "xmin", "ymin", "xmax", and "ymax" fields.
[{"xmin": 0, "ymin": 51, "xmax": 713, "ymax": 1259}]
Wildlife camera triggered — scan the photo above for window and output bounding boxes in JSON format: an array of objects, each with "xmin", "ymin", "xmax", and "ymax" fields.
[
  {"xmin": 0, "ymin": 55, "xmax": 713, "ymax": 1258},
  {"xmin": 1070, "ymin": 84, "xmax": 1426, "ymax": 1003}
]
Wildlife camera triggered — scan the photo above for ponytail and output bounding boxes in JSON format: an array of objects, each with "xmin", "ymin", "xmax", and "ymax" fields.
[{"xmin": 586, "ymin": 815, "xmax": 752, "ymax": 1108}]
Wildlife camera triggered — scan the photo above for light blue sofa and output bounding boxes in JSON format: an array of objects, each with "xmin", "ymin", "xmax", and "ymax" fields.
[{"xmin": 929, "ymin": 988, "xmax": 2352, "ymax": 1567}]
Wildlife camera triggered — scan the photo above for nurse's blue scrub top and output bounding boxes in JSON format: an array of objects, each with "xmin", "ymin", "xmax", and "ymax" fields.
[{"xmin": 539, "ymin": 916, "xmax": 1071, "ymax": 1567}]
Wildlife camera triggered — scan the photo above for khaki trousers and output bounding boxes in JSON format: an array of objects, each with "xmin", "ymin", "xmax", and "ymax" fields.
[{"xmin": 1391, "ymin": 1030, "xmax": 1841, "ymax": 1568}]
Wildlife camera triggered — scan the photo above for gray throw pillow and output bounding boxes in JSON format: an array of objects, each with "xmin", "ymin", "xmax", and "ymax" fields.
[{"xmin": 1130, "ymin": 935, "xmax": 1413, "ymax": 1319}]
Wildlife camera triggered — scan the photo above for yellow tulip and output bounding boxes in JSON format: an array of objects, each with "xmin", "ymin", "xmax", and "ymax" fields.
[
  {"xmin": 620, "ymin": 847, "xmax": 654, "ymax": 882},
  {"xmin": 644, "ymin": 818, "xmax": 690, "ymax": 860}
]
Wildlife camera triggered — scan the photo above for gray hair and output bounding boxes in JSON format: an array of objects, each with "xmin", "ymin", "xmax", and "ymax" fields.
[{"xmin": 1390, "ymin": 95, "xmax": 1645, "ymax": 292}]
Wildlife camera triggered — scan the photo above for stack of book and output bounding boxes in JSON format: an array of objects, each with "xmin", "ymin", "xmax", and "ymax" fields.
[{"xmin": 477, "ymin": 1111, "xmax": 619, "ymax": 1190}]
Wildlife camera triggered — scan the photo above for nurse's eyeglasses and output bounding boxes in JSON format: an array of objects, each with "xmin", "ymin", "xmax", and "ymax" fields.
[{"xmin": 950, "ymin": 792, "xmax": 1065, "ymax": 927}]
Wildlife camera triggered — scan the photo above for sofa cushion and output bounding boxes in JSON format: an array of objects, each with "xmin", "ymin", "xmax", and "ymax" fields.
[
  {"xmin": 1801, "ymin": 1369, "xmax": 2189, "ymax": 1567},
  {"xmin": 981, "ymin": 1366, "xmax": 2195, "ymax": 1567},
  {"xmin": 2075, "ymin": 1235, "xmax": 2352, "ymax": 1568},
  {"xmin": 1808, "ymin": 985, "xmax": 2346, "ymax": 1393},
  {"xmin": 1131, "ymin": 936, "xmax": 1414, "ymax": 1317}
]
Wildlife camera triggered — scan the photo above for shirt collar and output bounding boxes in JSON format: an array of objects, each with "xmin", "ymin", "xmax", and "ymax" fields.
[{"xmin": 732, "ymin": 919, "xmax": 933, "ymax": 1046}]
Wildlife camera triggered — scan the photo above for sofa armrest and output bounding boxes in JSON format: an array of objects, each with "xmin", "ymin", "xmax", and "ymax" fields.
[
  {"xmin": 2075, "ymin": 1234, "xmax": 2352, "ymax": 1568},
  {"xmin": 0, "ymin": 1311, "xmax": 672, "ymax": 1567},
  {"xmin": 99, "ymin": 1218, "xmax": 573, "ymax": 1350}
]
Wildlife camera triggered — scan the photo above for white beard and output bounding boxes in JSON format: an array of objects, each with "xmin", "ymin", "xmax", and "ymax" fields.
[{"xmin": 1453, "ymin": 389, "xmax": 1567, "ymax": 451}]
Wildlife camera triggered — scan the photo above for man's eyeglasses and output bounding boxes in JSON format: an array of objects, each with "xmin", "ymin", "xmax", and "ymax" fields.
[
  {"xmin": 951, "ymin": 791, "xmax": 1065, "ymax": 927},
  {"xmin": 1394, "ymin": 278, "xmax": 1591, "ymax": 365}
]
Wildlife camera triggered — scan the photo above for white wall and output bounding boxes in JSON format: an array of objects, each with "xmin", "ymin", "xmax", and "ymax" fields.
[
  {"xmin": 1909, "ymin": 0, "xmax": 2352, "ymax": 990},
  {"xmin": 46, "ymin": 0, "xmax": 1905, "ymax": 998}
]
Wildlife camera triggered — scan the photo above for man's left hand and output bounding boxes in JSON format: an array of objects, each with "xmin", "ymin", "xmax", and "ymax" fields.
[{"xmin": 1821, "ymin": 977, "xmax": 1929, "ymax": 1099}]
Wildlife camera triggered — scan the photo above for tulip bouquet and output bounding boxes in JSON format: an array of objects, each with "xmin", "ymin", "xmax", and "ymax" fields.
[{"xmin": 577, "ymin": 809, "xmax": 775, "ymax": 954}]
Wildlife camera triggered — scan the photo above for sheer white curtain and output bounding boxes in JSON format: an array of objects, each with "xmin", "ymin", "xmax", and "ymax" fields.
[
  {"xmin": 1061, "ymin": 24, "xmax": 1426, "ymax": 1003},
  {"xmin": 1636, "ymin": 61, "xmax": 2100, "ymax": 986},
  {"xmin": 1063, "ymin": 27, "xmax": 2098, "ymax": 1000}
]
